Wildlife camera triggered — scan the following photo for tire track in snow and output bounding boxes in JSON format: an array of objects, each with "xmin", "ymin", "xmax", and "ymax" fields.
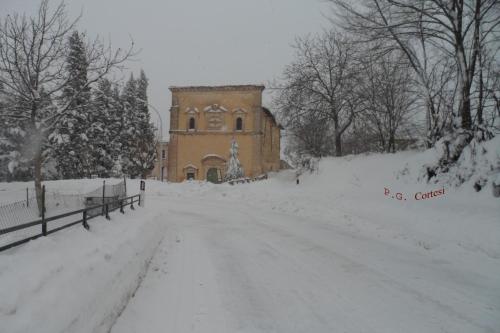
[
  {"xmin": 105, "ymin": 231, "xmax": 166, "ymax": 333},
  {"xmin": 110, "ymin": 208, "xmax": 233, "ymax": 333}
]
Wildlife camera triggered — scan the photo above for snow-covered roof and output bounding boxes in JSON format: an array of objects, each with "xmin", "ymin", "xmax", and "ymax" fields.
[
  {"xmin": 262, "ymin": 107, "xmax": 284, "ymax": 129},
  {"xmin": 169, "ymin": 85, "xmax": 265, "ymax": 92}
]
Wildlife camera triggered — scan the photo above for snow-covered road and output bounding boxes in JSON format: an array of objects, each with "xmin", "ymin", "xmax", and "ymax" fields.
[
  {"xmin": 2, "ymin": 152, "xmax": 499, "ymax": 333},
  {"xmin": 111, "ymin": 196, "xmax": 499, "ymax": 333}
]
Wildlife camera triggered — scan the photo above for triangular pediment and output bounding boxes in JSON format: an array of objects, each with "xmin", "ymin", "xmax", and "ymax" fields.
[
  {"xmin": 204, "ymin": 104, "xmax": 228, "ymax": 113},
  {"xmin": 185, "ymin": 107, "xmax": 199, "ymax": 114},
  {"xmin": 233, "ymin": 108, "xmax": 247, "ymax": 114}
]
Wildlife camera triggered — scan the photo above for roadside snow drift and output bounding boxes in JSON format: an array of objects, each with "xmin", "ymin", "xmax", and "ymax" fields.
[{"xmin": 0, "ymin": 207, "xmax": 166, "ymax": 333}]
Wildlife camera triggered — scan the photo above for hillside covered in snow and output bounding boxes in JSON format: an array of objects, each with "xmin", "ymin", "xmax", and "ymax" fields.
[{"xmin": 0, "ymin": 150, "xmax": 499, "ymax": 333}]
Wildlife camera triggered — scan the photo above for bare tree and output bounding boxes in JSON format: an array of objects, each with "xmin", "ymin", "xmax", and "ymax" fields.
[
  {"xmin": 286, "ymin": 109, "xmax": 334, "ymax": 158},
  {"xmin": 357, "ymin": 49, "xmax": 418, "ymax": 152},
  {"xmin": 330, "ymin": 0, "xmax": 500, "ymax": 187},
  {"xmin": 0, "ymin": 0, "xmax": 134, "ymax": 214},
  {"xmin": 472, "ymin": 34, "xmax": 499, "ymax": 132},
  {"xmin": 274, "ymin": 31, "xmax": 358, "ymax": 156},
  {"xmin": 330, "ymin": 0, "xmax": 500, "ymax": 133}
]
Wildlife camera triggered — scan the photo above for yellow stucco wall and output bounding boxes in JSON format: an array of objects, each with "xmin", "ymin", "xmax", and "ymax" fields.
[
  {"xmin": 167, "ymin": 85, "xmax": 280, "ymax": 182},
  {"xmin": 149, "ymin": 141, "xmax": 169, "ymax": 180},
  {"xmin": 261, "ymin": 112, "xmax": 281, "ymax": 172}
]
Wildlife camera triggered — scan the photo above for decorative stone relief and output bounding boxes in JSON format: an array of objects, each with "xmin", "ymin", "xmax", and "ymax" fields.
[
  {"xmin": 207, "ymin": 113, "xmax": 224, "ymax": 130},
  {"xmin": 204, "ymin": 104, "xmax": 227, "ymax": 130}
]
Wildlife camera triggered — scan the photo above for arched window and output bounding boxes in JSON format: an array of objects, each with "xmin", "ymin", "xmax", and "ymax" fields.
[
  {"xmin": 236, "ymin": 117, "xmax": 243, "ymax": 131},
  {"xmin": 189, "ymin": 117, "xmax": 196, "ymax": 130}
]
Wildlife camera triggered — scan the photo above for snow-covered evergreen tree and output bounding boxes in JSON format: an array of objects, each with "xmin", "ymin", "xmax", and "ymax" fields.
[
  {"xmin": 0, "ymin": 84, "xmax": 13, "ymax": 181},
  {"xmin": 128, "ymin": 70, "xmax": 157, "ymax": 178},
  {"xmin": 89, "ymin": 78, "xmax": 115, "ymax": 177},
  {"xmin": 1, "ymin": 88, "xmax": 55, "ymax": 181},
  {"xmin": 0, "ymin": 2, "xmax": 134, "ymax": 213},
  {"xmin": 119, "ymin": 73, "xmax": 137, "ymax": 176},
  {"xmin": 110, "ymin": 83, "xmax": 125, "ymax": 176},
  {"xmin": 51, "ymin": 31, "xmax": 92, "ymax": 179},
  {"xmin": 0, "ymin": 93, "xmax": 32, "ymax": 181},
  {"xmin": 224, "ymin": 139, "xmax": 244, "ymax": 181},
  {"xmin": 0, "ymin": 121, "xmax": 31, "ymax": 181}
]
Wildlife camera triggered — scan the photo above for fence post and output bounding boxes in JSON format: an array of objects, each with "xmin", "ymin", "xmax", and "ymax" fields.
[
  {"xmin": 26, "ymin": 188, "xmax": 29, "ymax": 207},
  {"xmin": 83, "ymin": 210, "xmax": 89, "ymax": 230},
  {"xmin": 101, "ymin": 180, "xmax": 106, "ymax": 216},
  {"xmin": 105, "ymin": 204, "xmax": 110, "ymax": 220},
  {"xmin": 123, "ymin": 177, "xmax": 127, "ymax": 197},
  {"xmin": 130, "ymin": 196, "xmax": 135, "ymax": 210},
  {"xmin": 120, "ymin": 198, "xmax": 124, "ymax": 214},
  {"xmin": 41, "ymin": 185, "xmax": 46, "ymax": 236},
  {"xmin": 139, "ymin": 180, "xmax": 145, "ymax": 207}
]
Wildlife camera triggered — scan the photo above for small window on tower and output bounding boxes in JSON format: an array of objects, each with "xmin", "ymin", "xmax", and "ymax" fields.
[
  {"xmin": 161, "ymin": 150, "xmax": 166, "ymax": 159},
  {"xmin": 189, "ymin": 117, "xmax": 196, "ymax": 130},
  {"xmin": 236, "ymin": 117, "xmax": 243, "ymax": 131}
]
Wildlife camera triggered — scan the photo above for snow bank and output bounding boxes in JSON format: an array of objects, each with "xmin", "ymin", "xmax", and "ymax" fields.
[
  {"xmin": 419, "ymin": 135, "xmax": 500, "ymax": 190},
  {"xmin": 0, "ymin": 207, "xmax": 167, "ymax": 333}
]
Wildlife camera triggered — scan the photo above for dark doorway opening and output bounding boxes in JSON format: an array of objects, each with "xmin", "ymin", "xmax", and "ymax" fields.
[{"xmin": 206, "ymin": 168, "xmax": 220, "ymax": 183}]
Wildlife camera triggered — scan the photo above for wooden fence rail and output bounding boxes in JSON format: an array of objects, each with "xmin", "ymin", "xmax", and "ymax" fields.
[{"xmin": 0, "ymin": 194, "xmax": 141, "ymax": 252}]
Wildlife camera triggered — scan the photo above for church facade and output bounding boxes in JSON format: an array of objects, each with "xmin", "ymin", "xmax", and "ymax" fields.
[{"xmin": 167, "ymin": 85, "xmax": 281, "ymax": 183}]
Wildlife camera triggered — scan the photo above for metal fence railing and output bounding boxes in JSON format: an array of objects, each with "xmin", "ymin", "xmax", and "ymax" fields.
[
  {"xmin": 0, "ymin": 179, "xmax": 131, "ymax": 252},
  {"xmin": 0, "ymin": 196, "xmax": 40, "ymax": 249}
]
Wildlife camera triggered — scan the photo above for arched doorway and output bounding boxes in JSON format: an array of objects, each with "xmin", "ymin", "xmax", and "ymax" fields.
[
  {"xmin": 206, "ymin": 168, "xmax": 220, "ymax": 183},
  {"xmin": 182, "ymin": 164, "xmax": 198, "ymax": 181},
  {"xmin": 202, "ymin": 154, "xmax": 226, "ymax": 183}
]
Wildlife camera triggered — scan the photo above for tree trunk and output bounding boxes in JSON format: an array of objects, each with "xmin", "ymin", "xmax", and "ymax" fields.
[
  {"xmin": 460, "ymin": 80, "xmax": 472, "ymax": 130},
  {"xmin": 335, "ymin": 133, "xmax": 342, "ymax": 157},
  {"xmin": 388, "ymin": 133, "xmax": 395, "ymax": 153},
  {"xmin": 34, "ymin": 146, "xmax": 44, "ymax": 217},
  {"xmin": 426, "ymin": 97, "xmax": 438, "ymax": 148},
  {"xmin": 477, "ymin": 50, "xmax": 484, "ymax": 125}
]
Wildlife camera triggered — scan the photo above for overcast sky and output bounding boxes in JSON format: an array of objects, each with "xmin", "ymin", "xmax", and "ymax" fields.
[{"xmin": 1, "ymin": 0, "xmax": 331, "ymax": 136}]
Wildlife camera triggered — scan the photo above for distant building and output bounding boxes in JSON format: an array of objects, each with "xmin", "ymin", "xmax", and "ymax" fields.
[
  {"xmin": 167, "ymin": 85, "xmax": 281, "ymax": 183},
  {"xmin": 149, "ymin": 140, "xmax": 169, "ymax": 181}
]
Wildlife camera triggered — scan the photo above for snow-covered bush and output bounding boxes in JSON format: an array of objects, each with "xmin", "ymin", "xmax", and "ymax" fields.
[{"xmin": 421, "ymin": 134, "xmax": 500, "ymax": 192}]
